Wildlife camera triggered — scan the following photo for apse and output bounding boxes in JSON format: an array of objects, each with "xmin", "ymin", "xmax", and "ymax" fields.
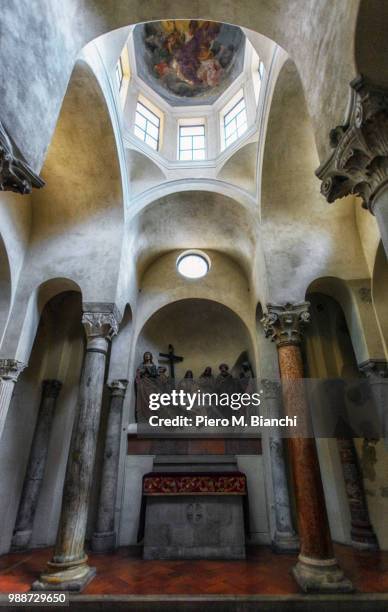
[{"xmin": 135, "ymin": 298, "xmax": 254, "ymax": 380}]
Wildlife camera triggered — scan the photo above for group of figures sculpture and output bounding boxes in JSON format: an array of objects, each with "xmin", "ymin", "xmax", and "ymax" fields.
[{"xmin": 135, "ymin": 351, "xmax": 254, "ymax": 422}]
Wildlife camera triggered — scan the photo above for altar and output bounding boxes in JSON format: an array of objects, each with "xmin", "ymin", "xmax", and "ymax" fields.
[{"xmin": 140, "ymin": 456, "xmax": 248, "ymax": 559}]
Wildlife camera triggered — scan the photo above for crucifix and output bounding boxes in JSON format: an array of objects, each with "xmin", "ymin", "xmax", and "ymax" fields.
[{"xmin": 159, "ymin": 344, "xmax": 184, "ymax": 380}]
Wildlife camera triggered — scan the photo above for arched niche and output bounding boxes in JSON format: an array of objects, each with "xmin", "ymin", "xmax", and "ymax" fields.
[
  {"xmin": 15, "ymin": 277, "xmax": 83, "ymax": 365},
  {"xmin": 307, "ymin": 276, "xmax": 385, "ymax": 366},
  {"xmin": 0, "ymin": 234, "xmax": 12, "ymax": 346},
  {"xmin": 0, "ymin": 290, "xmax": 84, "ymax": 554},
  {"xmin": 372, "ymin": 242, "xmax": 388, "ymax": 354},
  {"xmin": 135, "ymin": 298, "xmax": 255, "ymax": 381},
  {"xmin": 355, "ymin": 0, "xmax": 388, "ymax": 88}
]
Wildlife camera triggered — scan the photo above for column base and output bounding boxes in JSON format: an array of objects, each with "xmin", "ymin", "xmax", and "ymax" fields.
[
  {"xmin": 32, "ymin": 557, "xmax": 96, "ymax": 592},
  {"xmin": 272, "ymin": 531, "xmax": 300, "ymax": 554},
  {"xmin": 91, "ymin": 530, "xmax": 116, "ymax": 553},
  {"xmin": 292, "ymin": 555, "xmax": 354, "ymax": 593},
  {"xmin": 11, "ymin": 529, "xmax": 32, "ymax": 551}
]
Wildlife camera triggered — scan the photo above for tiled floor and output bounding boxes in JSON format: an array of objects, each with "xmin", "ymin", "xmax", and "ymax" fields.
[{"xmin": 0, "ymin": 545, "xmax": 387, "ymax": 595}]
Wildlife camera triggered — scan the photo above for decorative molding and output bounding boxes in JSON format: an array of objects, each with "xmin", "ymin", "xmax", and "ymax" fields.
[
  {"xmin": 82, "ymin": 311, "xmax": 120, "ymax": 341},
  {"xmin": 0, "ymin": 359, "xmax": 27, "ymax": 381},
  {"xmin": 359, "ymin": 359, "xmax": 388, "ymax": 379},
  {"xmin": 0, "ymin": 121, "xmax": 45, "ymax": 195},
  {"xmin": 42, "ymin": 379, "xmax": 62, "ymax": 399},
  {"xmin": 261, "ymin": 302, "xmax": 310, "ymax": 347},
  {"xmin": 316, "ymin": 76, "xmax": 388, "ymax": 213}
]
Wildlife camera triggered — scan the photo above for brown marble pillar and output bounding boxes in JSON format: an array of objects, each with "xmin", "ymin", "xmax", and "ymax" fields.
[
  {"xmin": 262, "ymin": 303, "xmax": 353, "ymax": 593},
  {"xmin": 32, "ymin": 305, "xmax": 120, "ymax": 592}
]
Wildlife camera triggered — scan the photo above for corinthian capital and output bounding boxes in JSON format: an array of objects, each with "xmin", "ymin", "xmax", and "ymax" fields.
[
  {"xmin": 0, "ymin": 121, "xmax": 45, "ymax": 195},
  {"xmin": 0, "ymin": 359, "xmax": 27, "ymax": 381},
  {"xmin": 261, "ymin": 303, "xmax": 310, "ymax": 347},
  {"xmin": 82, "ymin": 303, "xmax": 121, "ymax": 342},
  {"xmin": 316, "ymin": 76, "xmax": 388, "ymax": 213}
]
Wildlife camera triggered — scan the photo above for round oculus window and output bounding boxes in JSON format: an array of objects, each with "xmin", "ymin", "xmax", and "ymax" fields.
[{"xmin": 176, "ymin": 251, "xmax": 210, "ymax": 279}]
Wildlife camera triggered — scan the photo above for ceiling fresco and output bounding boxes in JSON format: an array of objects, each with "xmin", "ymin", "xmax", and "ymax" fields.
[{"xmin": 134, "ymin": 20, "xmax": 245, "ymax": 106}]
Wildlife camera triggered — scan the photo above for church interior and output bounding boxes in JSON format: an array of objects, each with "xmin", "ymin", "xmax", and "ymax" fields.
[{"xmin": 0, "ymin": 1, "xmax": 388, "ymax": 610}]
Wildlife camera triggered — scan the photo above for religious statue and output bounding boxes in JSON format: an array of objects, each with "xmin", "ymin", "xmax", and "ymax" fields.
[
  {"xmin": 178, "ymin": 370, "xmax": 196, "ymax": 393},
  {"xmin": 135, "ymin": 351, "xmax": 159, "ymax": 421},
  {"xmin": 239, "ymin": 361, "xmax": 254, "ymax": 393},
  {"xmin": 199, "ymin": 366, "xmax": 215, "ymax": 393},
  {"xmin": 216, "ymin": 363, "xmax": 236, "ymax": 396}
]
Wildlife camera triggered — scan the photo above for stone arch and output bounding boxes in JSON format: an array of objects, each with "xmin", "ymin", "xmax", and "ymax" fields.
[
  {"xmin": 306, "ymin": 276, "xmax": 385, "ymax": 366},
  {"xmin": 15, "ymin": 278, "xmax": 83, "ymax": 365},
  {"xmin": 135, "ymin": 297, "xmax": 256, "ymax": 380},
  {"xmin": 0, "ymin": 234, "xmax": 12, "ymax": 346},
  {"xmin": 372, "ymin": 242, "xmax": 388, "ymax": 354}
]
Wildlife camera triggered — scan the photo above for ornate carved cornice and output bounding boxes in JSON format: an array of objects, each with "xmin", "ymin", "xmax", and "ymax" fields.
[
  {"xmin": 42, "ymin": 379, "xmax": 62, "ymax": 399},
  {"xmin": 0, "ymin": 359, "xmax": 27, "ymax": 381},
  {"xmin": 0, "ymin": 121, "xmax": 45, "ymax": 195},
  {"xmin": 261, "ymin": 302, "xmax": 310, "ymax": 347},
  {"xmin": 316, "ymin": 76, "xmax": 388, "ymax": 213}
]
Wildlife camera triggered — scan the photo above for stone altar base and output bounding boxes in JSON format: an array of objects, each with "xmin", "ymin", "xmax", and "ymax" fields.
[
  {"xmin": 141, "ymin": 457, "xmax": 247, "ymax": 560},
  {"xmin": 143, "ymin": 495, "xmax": 246, "ymax": 560}
]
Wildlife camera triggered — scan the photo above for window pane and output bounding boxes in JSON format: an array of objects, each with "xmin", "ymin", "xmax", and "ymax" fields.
[
  {"xmin": 135, "ymin": 112, "xmax": 146, "ymax": 130},
  {"xmin": 180, "ymin": 150, "xmax": 192, "ymax": 161},
  {"xmin": 193, "ymin": 135, "xmax": 205, "ymax": 149},
  {"xmin": 134, "ymin": 125, "xmax": 145, "ymax": 141},
  {"xmin": 180, "ymin": 136, "xmax": 192, "ymax": 151},
  {"xmin": 145, "ymin": 134, "xmax": 158, "ymax": 149},
  {"xmin": 193, "ymin": 149, "xmax": 205, "ymax": 160},
  {"xmin": 135, "ymin": 100, "xmax": 161, "ymax": 150},
  {"xmin": 138, "ymin": 103, "xmax": 159, "ymax": 126},
  {"xmin": 237, "ymin": 122, "xmax": 247, "ymax": 137},
  {"xmin": 147, "ymin": 122, "xmax": 159, "ymax": 140},
  {"xmin": 225, "ymin": 121, "xmax": 235, "ymax": 138},
  {"xmin": 236, "ymin": 110, "xmax": 247, "ymax": 127}
]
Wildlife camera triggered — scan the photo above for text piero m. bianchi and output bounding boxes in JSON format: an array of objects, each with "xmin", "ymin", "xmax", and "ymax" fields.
[{"xmin": 146, "ymin": 389, "xmax": 297, "ymax": 429}]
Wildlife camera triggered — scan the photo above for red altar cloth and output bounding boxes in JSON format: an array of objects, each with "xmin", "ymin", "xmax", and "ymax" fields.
[{"xmin": 142, "ymin": 472, "xmax": 247, "ymax": 496}]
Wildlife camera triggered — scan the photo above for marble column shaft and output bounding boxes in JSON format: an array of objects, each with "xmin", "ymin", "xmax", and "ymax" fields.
[
  {"xmin": 0, "ymin": 359, "xmax": 27, "ymax": 441},
  {"xmin": 91, "ymin": 379, "xmax": 128, "ymax": 552},
  {"xmin": 262, "ymin": 379, "xmax": 299, "ymax": 553},
  {"xmin": 12, "ymin": 379, "xmax": 62, "ymax": 550},
  {"xmin": 33, "ymin": 308, "xmax": 119, "ymax": 592},
  {"xmin": 262, "ymin": 303, "xmax": 353, "ymax": 593}
]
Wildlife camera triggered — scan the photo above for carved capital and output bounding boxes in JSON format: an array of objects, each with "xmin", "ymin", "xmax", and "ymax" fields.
[
  {"xmin": 108, "ymin": 379, "xmax": 128, "ymax": 398},
  {"xmin": 261, "ymin": 302, "xmax": 310, "ymax": 347},
  {"xmin": 0, "ymin": 121, "xmax": 45, "ymax": 195},
  {"xmin": 82, "ymin": 311, "xmax": 119, "ymax": 342},
  {"xmin": 42, "ymin": 379, "xmax": 62, "ymax": 399},
  {"xmin": 0, "ymin": 359, "xmax": 27, "ymax": 381},
  {"xmin": 359, "ymin": 359, "xmax": 388, "ymax": 380},
  {"xmin": 316, "ymin": 76, "xmax": 388, "ymax": 212}
]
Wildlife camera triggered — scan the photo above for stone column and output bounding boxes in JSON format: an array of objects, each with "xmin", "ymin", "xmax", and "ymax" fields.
[
  {"xmin": 91, "ymin": 379, "xmax": 128, "ymax": 553},
  {"xmin": 262, "ymin": 378, "xmax": 299, "ymax": 553},
  {"xmin": 359, "ymin": 359, "xmax": 388, "ymax": 441},
  {"xmin": 316, "ymin": 76, "xmax": 388, "ymax": 256},
  {"xmin": 262, "ymin": 303, "xmax": 353, "ymax": 593},
  {"xmin": 12, "ymin": 379, "xmax": 62, "ymax": 550},
  {"xmin": 33, "ymin": 306, "xmax": 120, "ymax": 592},
  {"xmin": 0, "ymin": 359, "xmax": 27, "ymax": 441}
]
